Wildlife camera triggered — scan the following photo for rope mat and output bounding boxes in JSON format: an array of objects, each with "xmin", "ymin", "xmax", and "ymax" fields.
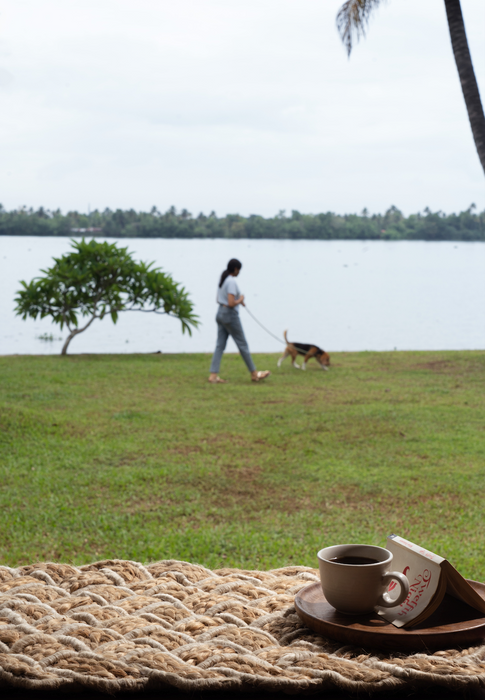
[{"xmin": 1, "ymin": 560, "xmax": 485, "ymax": 695}]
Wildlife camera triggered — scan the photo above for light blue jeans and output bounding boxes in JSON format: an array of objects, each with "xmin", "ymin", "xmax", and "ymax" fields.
[{"xmin": 210, "ymin": 305, "xmax": 256, "ymax": 373}]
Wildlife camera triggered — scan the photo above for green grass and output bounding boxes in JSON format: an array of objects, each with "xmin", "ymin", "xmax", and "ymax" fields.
[{"xmin": 1, "ymin": 351, "xmax": 484, "ymax": 578}]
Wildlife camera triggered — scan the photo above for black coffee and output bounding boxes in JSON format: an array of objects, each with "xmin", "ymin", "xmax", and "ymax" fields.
[{"xmin": 329, "ymin": 556, "xmax": 379, "ymax": 565}]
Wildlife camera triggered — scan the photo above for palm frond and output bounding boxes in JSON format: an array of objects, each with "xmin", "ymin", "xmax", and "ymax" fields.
[{"xmin": 336, "ymin": 0, "xmax": 383, "ymax": 56}]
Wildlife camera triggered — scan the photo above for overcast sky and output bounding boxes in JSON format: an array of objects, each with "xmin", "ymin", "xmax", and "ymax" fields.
[{"xmin": 1, "ymin": 0, "xmax": 484, "ymax": 218}]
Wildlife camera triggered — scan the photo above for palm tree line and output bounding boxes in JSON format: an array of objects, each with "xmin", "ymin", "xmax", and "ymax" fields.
[{"xmin": 1, "ymin": 204, "xmax": 483, "ymax": 241}]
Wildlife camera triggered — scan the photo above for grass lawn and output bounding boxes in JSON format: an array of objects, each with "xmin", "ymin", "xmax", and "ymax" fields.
[{"xmin": 1, "ymin": 350, "xmax": 484, "ymax": 578}]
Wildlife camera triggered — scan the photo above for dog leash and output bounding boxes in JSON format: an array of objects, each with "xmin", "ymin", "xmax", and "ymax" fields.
[
  {"xmin": 244, "ymin": 306, "xmax": 286, "ymax": 344},
  {"xmin": 244, "ymin": 306, "xmax": 310, "ymax": 356}
]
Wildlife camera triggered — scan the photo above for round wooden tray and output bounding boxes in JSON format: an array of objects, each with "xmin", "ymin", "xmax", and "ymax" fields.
[{"xmin": 294, "ymin": 580, "xmax": 485, "ymax": 651}]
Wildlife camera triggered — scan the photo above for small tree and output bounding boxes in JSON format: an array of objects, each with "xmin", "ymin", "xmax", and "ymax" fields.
[{"xmin": 15, "ymin": 238, "xmax": 198, "ymax": 355}]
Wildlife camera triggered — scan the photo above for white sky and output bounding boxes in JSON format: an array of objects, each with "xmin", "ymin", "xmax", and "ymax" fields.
[{"xmin": 1, "ymin": 0, "xmax": 484, "ymax": 218}]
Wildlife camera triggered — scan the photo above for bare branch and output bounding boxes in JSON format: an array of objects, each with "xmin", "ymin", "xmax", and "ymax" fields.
[{"xmin": 122, "ymin": 307, "xmax": 168, "ymax": 315}]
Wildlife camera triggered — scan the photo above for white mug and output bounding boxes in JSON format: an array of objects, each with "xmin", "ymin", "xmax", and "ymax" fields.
[{"xmin": 318, "ymin": 544, "xmax": 410, "ymax": 615}]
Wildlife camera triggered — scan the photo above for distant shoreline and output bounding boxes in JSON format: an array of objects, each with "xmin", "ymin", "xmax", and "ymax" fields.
[
  {"xmin": 3, "ymin": 234, "xmax": 485, "ymax": 242},
  {"xmin": 1, "ymin": 204, "xmax": 484, "ymax": 241}
]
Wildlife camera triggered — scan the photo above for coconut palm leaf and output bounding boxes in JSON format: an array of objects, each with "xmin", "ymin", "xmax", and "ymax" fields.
[{"xmin": 336, "ymin": 0, "xmax": 383, "ymax": 56}]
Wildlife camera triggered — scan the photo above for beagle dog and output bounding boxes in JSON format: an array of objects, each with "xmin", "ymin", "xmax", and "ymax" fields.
[{"xmin": 277, "ymin": 330, "xmax": 330, "ymax": 370}]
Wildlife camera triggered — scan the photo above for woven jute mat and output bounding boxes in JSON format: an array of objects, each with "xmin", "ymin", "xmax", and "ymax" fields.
[{"xmin": 1, "ymin": 559, "xmax": 485, "ymax": 695}]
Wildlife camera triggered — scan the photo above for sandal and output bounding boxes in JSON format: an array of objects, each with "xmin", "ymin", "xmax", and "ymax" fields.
[
  {"xmin": 208, "ymin": 376, "xmax": 227, "ymax": 384},
  {"xmin": 251, "ymin": 370, "xmax": 271, "ymax": 382}
]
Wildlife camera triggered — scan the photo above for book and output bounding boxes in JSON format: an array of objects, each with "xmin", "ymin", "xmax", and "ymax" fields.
[{"xmin": 378, "ymin": 534, "xmax": 485, "ymax": 628}]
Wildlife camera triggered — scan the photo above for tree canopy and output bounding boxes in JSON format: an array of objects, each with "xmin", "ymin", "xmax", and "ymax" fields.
[{"xmin": 15, "ymin": 238, "xmax": 198, "ymax": 355}]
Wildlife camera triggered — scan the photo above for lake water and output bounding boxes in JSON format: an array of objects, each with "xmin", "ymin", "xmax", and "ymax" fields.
[{"xmin": 1, "ymin": 236, "xmax": 484, "ymax": 355}]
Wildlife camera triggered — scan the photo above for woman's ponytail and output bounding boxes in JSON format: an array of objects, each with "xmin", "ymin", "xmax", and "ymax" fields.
[{"xmin": 219, "ymin": 258, "xmax": 242, "ymax": 288}]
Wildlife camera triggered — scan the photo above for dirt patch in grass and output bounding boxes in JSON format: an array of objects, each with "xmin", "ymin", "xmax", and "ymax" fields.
[
  {"xmin": 90, "ymin": 453, "xmax": 144, "ymax": 468},
  {"xmin": 206, "ymin": 433, "xmax": 269, "ymax": 447},
  {"xmin": 412, "ymin": 360, "xmax": 458, "ymax": 373},
  {"xmin": 202, "ymin": 468, "xmax": 357, "ymax": 517},
  {"xmin": 123, "ymin": 494, "xmax": 178, "ymax": 515},
  {"xmin": 205, "ymin": 433, "xmax": 273, "ymax": 455},
  {"xmin": 165, "ymin": 433, "xmax": 272, "ymax": 458},
  {"xmin": 224, "ymin": 465, "xmax": 262, "ymax": 480},
  {"xmin": 113, "ymin": 477, "xmax": 467, "ymax": 525},
  {"xmin": 205, "ymin": 474, "xmax": 468, "ymax": 519},
  {"xmin": 167, "ymin": 443, "xmax": 203, "ymax": 457}
]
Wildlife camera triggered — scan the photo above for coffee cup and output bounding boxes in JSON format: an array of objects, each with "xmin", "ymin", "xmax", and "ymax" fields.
[{"xmin": 317, "ymin": 544, "xmax": 410, "ymax": 615}]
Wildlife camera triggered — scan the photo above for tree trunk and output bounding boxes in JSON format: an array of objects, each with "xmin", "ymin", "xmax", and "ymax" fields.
[
  {"xmin": 61, "ymin": 329, "xmax": 81, "ymax": 355},
  {"xmin": 61, "ymin": 315, "xmax": 97, "ymax": 355},
  {"xmin": 444, "ymin": 0, "xmax": 485, "ymax": 175}
]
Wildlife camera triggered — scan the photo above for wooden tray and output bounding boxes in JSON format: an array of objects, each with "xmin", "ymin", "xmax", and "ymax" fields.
[{"xmin": 294, "ymin": 580, "xmax": 485, "ymax": 651}]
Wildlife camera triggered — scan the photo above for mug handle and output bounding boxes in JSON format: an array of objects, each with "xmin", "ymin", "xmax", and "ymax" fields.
[{"xmin": 376, "ymin": 571, "xmax": 410, "ymax": 608}]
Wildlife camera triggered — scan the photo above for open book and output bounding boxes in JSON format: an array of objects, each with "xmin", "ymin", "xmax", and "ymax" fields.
[{"xmin": 378, "ymin": 535, "xmax": 485, "ymax": 628}]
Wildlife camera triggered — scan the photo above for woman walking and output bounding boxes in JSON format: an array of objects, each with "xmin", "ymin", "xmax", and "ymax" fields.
[{"xmin": 209, "ymin": 259, "xmax": 270, "ymax": 384}]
